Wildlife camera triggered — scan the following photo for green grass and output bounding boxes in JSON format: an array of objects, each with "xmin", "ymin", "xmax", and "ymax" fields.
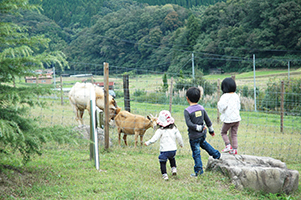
[
  {"xmin": 3, "ymin": 142, "xmax": 299, "ymax": 200},
  {"xmin": 204, "ymin": 68, "xmax": 301, "ymax": 80},
  {"xmin": 1, "ymin": 69, "xmax": 301, "ymax": 199}
]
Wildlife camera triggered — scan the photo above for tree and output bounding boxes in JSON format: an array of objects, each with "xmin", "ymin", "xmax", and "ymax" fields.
[
  {"xmin": 162, "ymin": 73, "xmax": 169, "ymax": 92},
  {"xmin": 0, "ymin": 0, "xmax": 68, "ymax": 164}
]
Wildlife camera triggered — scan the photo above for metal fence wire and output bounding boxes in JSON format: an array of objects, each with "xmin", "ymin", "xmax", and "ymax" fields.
[{"xmin": 29, "ymin": 68, "xmax": 301, "ymax": 163}]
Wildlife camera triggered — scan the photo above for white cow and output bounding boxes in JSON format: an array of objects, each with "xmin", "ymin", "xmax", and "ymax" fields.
[{"xmin": 68, "ymin": 82, "xmax": 118, "ymax": 125}]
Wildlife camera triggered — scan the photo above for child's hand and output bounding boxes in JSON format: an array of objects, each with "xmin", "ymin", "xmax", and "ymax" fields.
[{"xmin": 209, "ymin": 131, "xmax": 215, "ymax": 137}]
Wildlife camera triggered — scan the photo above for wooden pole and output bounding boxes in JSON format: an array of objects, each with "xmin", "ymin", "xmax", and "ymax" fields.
[
  {"xmin": 104, "ymin": 62, "xmax": 110, "ymax": 149},
  {"xmin": 280, "ymin": 81, "xmax": 284, "ymax": 133},
  {"xmin": 123, "ymin": 74, "xmax": 131, "ymax": 112},
  {"xmin": 60, "ymin": 75, "xmax": 64, "ymax": 105},
  {"xmin": 217, "ymin": 78, "xmax": 220, "ymax": 123},
  {"xmin": 91, "ymin": 75, "xmax": 94, "ymax": 84}
]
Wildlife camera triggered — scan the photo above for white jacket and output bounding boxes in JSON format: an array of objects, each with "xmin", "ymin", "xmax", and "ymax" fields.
[
  {"xmin": 218, "ymin": 93, "xmax": 241, "ymax": 123},
  {"xmin": 145, "ymin": 126, "xmax": 184, "ymax": 152}
]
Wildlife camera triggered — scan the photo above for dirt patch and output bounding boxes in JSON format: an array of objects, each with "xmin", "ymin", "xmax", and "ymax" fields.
[{"xmin": 0, "ymin": 165, "xmax": 50, "ymax": 199}]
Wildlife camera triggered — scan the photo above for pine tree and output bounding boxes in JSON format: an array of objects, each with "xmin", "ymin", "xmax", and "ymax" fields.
[
  {"xmin": 162, "ymin": 73, "xmax": 169, "ymax": 92},
  {"xmin": 0, "ymin": 0, "xmax": 68, "ymax": 164}
]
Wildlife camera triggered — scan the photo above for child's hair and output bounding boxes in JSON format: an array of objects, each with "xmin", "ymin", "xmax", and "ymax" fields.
[
  {"xmin": 158, "ymin": 123, "xmax": 176, "ymax": 130},
  {"xmin": 186, "ymin": 87, "xmax": 200, "ymax": 103},
  {"xmin": 221, "ymin": 77, "xmax": 236, "ymax": 93}
]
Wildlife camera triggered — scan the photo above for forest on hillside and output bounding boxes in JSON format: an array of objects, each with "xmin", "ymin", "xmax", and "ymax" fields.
[{"xmin": 11, "ymin": 0, "xmax": 301, "ymax": 75}]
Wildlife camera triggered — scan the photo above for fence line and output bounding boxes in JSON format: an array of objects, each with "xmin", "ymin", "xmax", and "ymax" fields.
[{"xmin": 27, "ymin": 68, "xmax": 301, "ymax": 163}]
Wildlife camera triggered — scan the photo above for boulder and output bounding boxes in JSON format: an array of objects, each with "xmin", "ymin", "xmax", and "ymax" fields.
[
  {"xmin": 72, "ymin": 125, "xmax": 113, "ymax": 147},
  {"xmin": 206, "ymin": 154, "xmax": 299, "ymax": 194}
]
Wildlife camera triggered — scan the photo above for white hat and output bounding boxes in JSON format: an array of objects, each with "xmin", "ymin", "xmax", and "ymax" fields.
[{"xmin": 157, "ymin": 110, "xmax": 174, "ymax": 127}]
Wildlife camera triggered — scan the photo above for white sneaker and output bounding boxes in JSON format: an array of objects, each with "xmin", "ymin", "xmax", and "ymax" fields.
[
  {"xmin": 162, "ymin": 173, "xmax": 168, "ymax": 181},
  {"xmin": 171, "ymin": 167, "xmax": 177, "ymax": 176},
  {"xmin": 222, "ymin": 144, "xmax": 232, "ymax": 153}
]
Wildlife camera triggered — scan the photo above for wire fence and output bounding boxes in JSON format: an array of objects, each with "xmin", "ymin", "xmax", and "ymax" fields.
[{"xmin": 27, "ymin": 67, "xmax": 301, "ymax": 164}]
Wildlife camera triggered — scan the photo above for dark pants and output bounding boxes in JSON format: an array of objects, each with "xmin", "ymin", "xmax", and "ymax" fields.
[
  {"xmin": 189, "ymin": 135, "xmax": 220, "ymax": 175},
  {"xmin": 158, "ymin": 150, "xmax": 177, "ymax": 174}
]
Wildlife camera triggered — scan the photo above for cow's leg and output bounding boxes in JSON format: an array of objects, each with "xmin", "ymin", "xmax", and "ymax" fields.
[
  {"xmin": 79, "ymin": 109, "xmax": 84, "ymax": 125},
  {"xmin": 123, "ymin": 134, "xmax": 128, "ymax": 146}
]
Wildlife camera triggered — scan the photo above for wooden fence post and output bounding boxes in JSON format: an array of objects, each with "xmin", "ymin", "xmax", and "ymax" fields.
[
  {"xmin": 104, "ymin": 62, "xmax": 110, "ymax": 149},
  {"xmin": 280, "ymin": 81, "xmax": 284, "ymax": 133},
  {"xmin": 169, "ymin": 77, "xmax": 173, "ymax": 113},
  {"xmin": 217, "ymin": 78, "xmax": 220, "ymax": 123},
  {"xmin": 91, "ymin": 75, "xmax": 94, "ymax": 84},
  {"xmin": 123, "ymin": 74, "xmax": 131, "ymax": 112}
]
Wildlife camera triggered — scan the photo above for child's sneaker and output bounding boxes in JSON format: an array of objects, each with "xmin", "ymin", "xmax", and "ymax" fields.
[
  {"xmin": 162, "ymin": 173, "xmax": 169, "ymax": 181},
  {"xmin": 229, "ymin": 149, "xmax": 237, "ymax": 155},
  {"xmin": 222, "ymin": 144, "xmax": 232, "ymax": 153},
  {"xmin": 190, "ymin": 171, "xmax": 203, "ymax": 177},
  {"xmin": 171, "ymin": 167, "xmax": 177, "ymax": 176}
]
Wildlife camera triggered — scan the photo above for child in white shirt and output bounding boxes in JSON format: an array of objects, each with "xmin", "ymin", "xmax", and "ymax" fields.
[
  {"xmin": 218, "ymin": 78, "xmax": 241, "ymax": 155},
  {"xmin": 145, "ymin": 110, "xmax": 184, "ymax": 181}
]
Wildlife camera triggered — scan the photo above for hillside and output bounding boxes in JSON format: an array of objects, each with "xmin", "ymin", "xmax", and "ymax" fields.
[{"xmin": 15, "ymin": 0, "xmax": 301, "ymax": 75}]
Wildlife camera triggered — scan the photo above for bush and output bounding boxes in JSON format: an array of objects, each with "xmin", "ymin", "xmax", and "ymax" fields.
[
  {"xmin": 174, "ymin": 76, "xmax": 215, "ymax": 96},
  {"xmin": 260, "ymin": 78, "xmax": 301, "ymax": 115},
  {"xmin": 133, "ymin": 92, "xmax": 168, "ymax": 104}
]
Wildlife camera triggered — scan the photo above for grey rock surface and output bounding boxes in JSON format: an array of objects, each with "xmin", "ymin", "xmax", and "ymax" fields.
[
  {"xmin": 72, "ymin": 125, "xmax": 112, "ymax": 147},
  {"xmin": 206, "ymin": 154, "xmax": 299, "ymax": 194}
]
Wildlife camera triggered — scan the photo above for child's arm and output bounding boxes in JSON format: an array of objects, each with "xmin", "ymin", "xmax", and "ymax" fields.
[
  {"xmin": 217, "ymin": 95, "xmax": 228, "ymax": 113},
  {"xmin": 144, "ymin": 130, "xmax": 161, "ymax": 146},
  {"xmin": 203, "ymin": 111, "xmax": 215, "ymax": 136},
  {"xmin": 184, "ymin": 110, "xmax": 203, "ymax": 132},
  {"xmin": 175, "ymin": 129, "xmax": 184, "ymax": 148}
]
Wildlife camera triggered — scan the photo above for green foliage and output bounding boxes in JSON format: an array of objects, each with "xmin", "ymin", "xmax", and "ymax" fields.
[
  {"xmin": 135, "ymin": 0, "xmax": 226, "ymax": 8},
  {"xmin": 134, "ymin": 92, "xmax": 168, "ymax": 104},
  {"xmin": 12, "ymin": 0, "xmax": 301, "ymax": 75},
  {"xmin": 133, "ymin": 89, "xmax": 147, "ymax": 97},
  {"xmin": 260, "ymin": 78, "xmax": 301, "ymax": 115},
  {"xmin": 0, "ymin": 0, "xmax": 69, "ymax": 164},
  {"xmin": 242, "ymin": 85, "xmax": 249, "ymax": 97},
  {"xmin": 174, "ymin": 70, "xmax": 215, "ymax": 95},
  {"xmin": 162, "ymin": 73, "xmax": 169, "ymax": 92}
]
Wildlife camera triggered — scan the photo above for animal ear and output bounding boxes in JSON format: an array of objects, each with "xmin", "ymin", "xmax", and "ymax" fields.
[
  {"xmin": 147, "ymin": 116, "xmax": 151, "ymax": 120},
  {"xmin": 116, "ymin": 107, "xmax": 121, "ymax": 114}
]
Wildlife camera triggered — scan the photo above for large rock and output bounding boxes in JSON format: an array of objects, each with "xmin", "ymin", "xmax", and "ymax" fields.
[
  {"xmin": 206, "ymin": 154, "xmax": 299, "ymax": 194},
  {"xmin": 72, "ymin": 125, "xmax": 113, "ymax": 147}
]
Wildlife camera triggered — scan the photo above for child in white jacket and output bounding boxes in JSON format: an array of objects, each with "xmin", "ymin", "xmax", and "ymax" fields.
[
  {"xmin": 218, "ymin": 78, "xmax": 241, "ymax": 155},
  {"xmin": 145, "ymin": 110, "xmax": 184, "ymax": 181}
]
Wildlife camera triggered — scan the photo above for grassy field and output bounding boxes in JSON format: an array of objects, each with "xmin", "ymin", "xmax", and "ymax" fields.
[
  {"xmin": 1, "ymin": 99, "xmax": 300, "ymax": 199},
  {"xmin": 1, "ymin": 68, "xmax": 301, "ymax": 199}
]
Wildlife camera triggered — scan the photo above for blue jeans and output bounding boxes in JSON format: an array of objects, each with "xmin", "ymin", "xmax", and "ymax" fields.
[
  {"xmin": 189, "ymin": 135, "xmax": 220, "ymax": 175},
  {"xmin": 158, "ymin": 151, "xmax": 177, "ymax": 174}
]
